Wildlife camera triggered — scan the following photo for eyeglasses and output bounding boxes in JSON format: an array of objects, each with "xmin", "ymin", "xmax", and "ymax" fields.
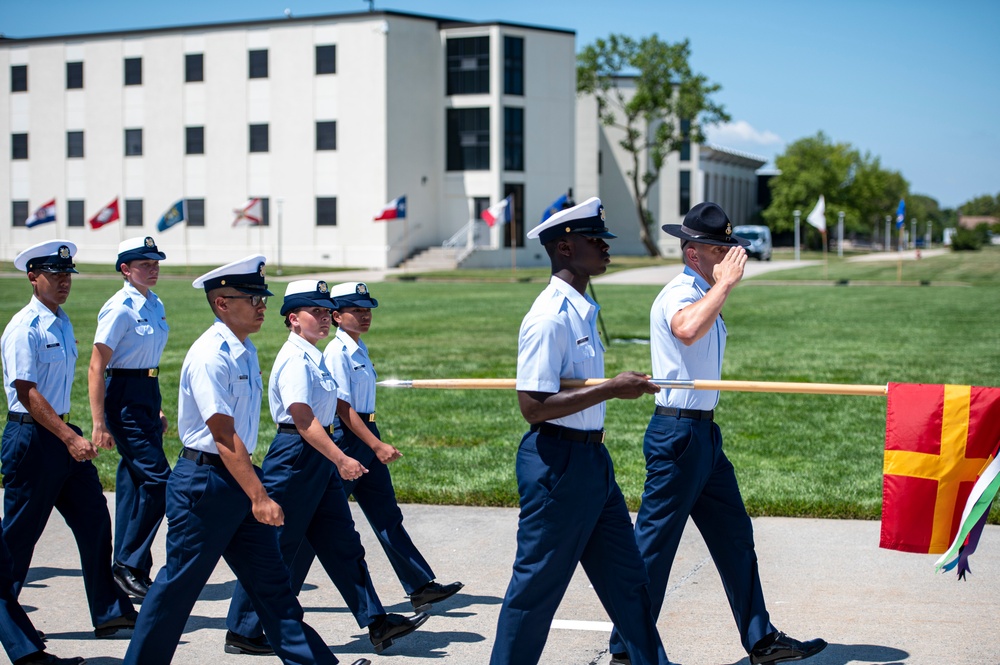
[{"xmin": 222, "ymin": 295, "xmax": 268, "ymax": 307}]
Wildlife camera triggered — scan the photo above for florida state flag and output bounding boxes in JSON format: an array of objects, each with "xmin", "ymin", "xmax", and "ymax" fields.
[{"xmin": 880, "ymin": 383, "xmax": 1000, "ymax": 554}]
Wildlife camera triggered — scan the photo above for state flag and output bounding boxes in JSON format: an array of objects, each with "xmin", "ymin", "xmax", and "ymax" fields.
[
  {"xmin": 157, "ymin": 199, "xmax": 186, "ymax": 232},
  {"xmin": 481, "ymin": 195, "xmax": 511, "ymax": 227},
  {"xmin": 89, "ymin": 198, "xmax": 120, "ymax": 229},
  {"xmin": 806, "ymin": 195, "xmax": 826, "ymax": 233},
  {"xmin": 25, "ymin": 198, "xmax": 57, "ymax": 228},
  {"xmin": 232, "ymin": 198, "xmax": 263, "ymax": 227},
  {"xmin": 374, "ymin": 196, "xmax": 406, "ymax": 221}
]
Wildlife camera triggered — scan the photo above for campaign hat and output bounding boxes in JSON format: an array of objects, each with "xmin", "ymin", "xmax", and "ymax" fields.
[
  {"xmin": 662, "ymin": 201, "xmax": 750, "ymax": 247},
  {"xmin": 14, "ymin": 240, "xmax": 79, "ymax": 274},
  {"xmin": 116, "ymin": 236, "xmax": 166, "ymax": 271},
  {"xmin": 526, "ymin": 196, "xmax": 617, "ymax": 245},
  {"xmin": 281, "ymin": 279, "xmax": 335, "ymax": 316},
  {"xmin": 192, "ymin": 254, "xmax": 273, "ymax": 295},
  {"xmin": 329, "ymin": 282, "xmax": 379, "ymax": 309}
]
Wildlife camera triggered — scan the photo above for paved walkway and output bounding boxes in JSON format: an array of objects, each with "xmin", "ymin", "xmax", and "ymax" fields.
[{"xmin": 14, "ymin": 493, "xmax": 999, "ymax": 664}]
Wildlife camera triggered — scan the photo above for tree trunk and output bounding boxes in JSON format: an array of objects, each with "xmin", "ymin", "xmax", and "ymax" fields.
[{"xmin": 635, "ymin": 203, "xmax": 661, "ymax": 256}]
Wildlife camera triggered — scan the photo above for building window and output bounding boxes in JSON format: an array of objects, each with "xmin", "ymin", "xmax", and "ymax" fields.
[
  {"xmin": 186, "ymin": 126, "xmax": 204, "ymax": 155},
  {"xmin": 186, "ymin": 198, "xmax": 205, "ymax": 227},
  {"xmin": 124, "ymin": 57, "xmax": 142, "ymax": 85},
  {"xmin": 679, "ymin": 118, "xmax": 691, "ymax": 161},
  {"xmin": 11, "ymin": 65, "xmax": 27, "ymax": 92},
  {"xmin": 248, "ymin": 49, "xmax": 268, "ymax": 79},
  {"xmin": 11, "ymin": 133, "xmax": 28, "ymax": 160},
  {"xmin": 67, "ymin": 200, "xmax": 85, "ymax": 227},
  {"xmin": 12, "ymin": 201, "xmax": 28, "ymax": 227},
  {"xmin": 252, "ymin": 197, "xmax": 270, "ymax": 226},
  {"xmin": 185, "ymin": 53, "xmax": 204, "ymax": 82},
  {"xmin": 66, "ymin": 61, "xmax": 83, "ymax": 89},
  {"xmin": 125, "ymin": 199, "xmax": 143, "ymax": 227},
  {"xmin": 679, "ymin": 170, "xmax": 691, "ymax": 215},
  {"xmin": 316, "ymin": 121, "xmax": 336, "ymax": 151},
  {"xmin": 446, "ymin": 108, "xmax": 490, "ymax": 171},
  {"xmin": 125, "ymin": 128, "xmax": 143, "ymax": 156},
  {"xmin": 504, "ymin": 107, "xmax": 524, "ymax": 172},
  {"xmin": 316, "ymin": 45, "xmax": 336, "ymax": 74},
  {"xmin": 249, "ymin": 124, "xmax": 269, "ymax": 153},
  {"xmin": 504, "ymin": 36, "xmax": 524, "ymax": 96},
  {"xmin": 67, "ymin": 131, "xmax": 84, "ymax": 158},
  {"xmin": 446, "ymin": 36, "xmax": 489, "ymax": 95},
  {"xmin": 473, "ymin": 197, "xmax": 490, "ymax": 221},
  {"xmin": 316, "ymin": 197, "xmax": 337, "ymax": 226}
]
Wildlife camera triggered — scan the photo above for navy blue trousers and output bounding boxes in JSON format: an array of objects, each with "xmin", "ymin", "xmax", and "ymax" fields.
[
  {"xmin": 123, "ymin": 455, "xmax": 338, "ymax": 665},
  {"xmin": 288, "ymin": 420, "xmax": 434, "ymax": 596},
  {"xmin": 490, "ymin": 430, "xmax": 668, "ymax": 665},
  {"xmin": 1, "ymin": 420, "xmax": 134, "ymax": 627},
  {"xmin": 226, "ymin": 432, "xmax": 383, "ymax": 639},
  {"xmin": 105, "ymin": 374, "xmax": 170, "ymax": 576},
  {"xmin": 0, "ymin": 521, "xmax": 45, "ymax": 662},
  {"xmin": 609, "ymin": 414, "xmax": 774, "ymax": 655}
]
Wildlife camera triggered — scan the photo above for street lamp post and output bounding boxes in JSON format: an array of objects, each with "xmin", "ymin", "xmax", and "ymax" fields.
[
  {"xmin": 837, "ymin": 211, "xmax": 845, "ymax": 258},
  {"xmin": 793, "ymin": 209, "xmax": 801, "ymax": 261},
  {"xmin": 884, "ymin": 216, "xmax": 891, "ymax": 252}
]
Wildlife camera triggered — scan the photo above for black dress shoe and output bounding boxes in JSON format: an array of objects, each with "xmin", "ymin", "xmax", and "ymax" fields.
[
  {"xmin": 14, "ymin": 652, "xmax": 86, "ymax": 665},
  {"xmin": 750, "ymin": 631, "xmax": 828, "ymax": 664},
  {"xmin": 408, "ymin": 580, "xmax": 464, "ymax": 611},
  {"xmin": 112, "ymin": 562, "xmax": 150, "ymax": 599},
  {"xmin": 349, "ymin": 661, "xmax": 371, "ymax": 665},
  {"xmin": 224, "ymin": 630, "xmax": 275, "ymax": 655},
  {"xmin": 609, "ymin": 652, "xmax": 631, "ymax": 665},
  {"xmin": 94, "ymin": 611, "xmax": 137, "ymax": 638},
  {"xmin": 368, "ymin": 612, "xmax": 429, "ymax": 653}
]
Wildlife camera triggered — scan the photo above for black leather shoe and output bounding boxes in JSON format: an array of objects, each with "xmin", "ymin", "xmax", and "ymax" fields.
[
  {"xmin": 112, "ymin": 562, "xmax": 150, "ymax": 599},
  {"xmin": 368, "ymin": 612, "xmax": 429, "ymax": 653},
  {"xmin": 348, "ymin": 661, "xmax": 371, "ymax": 665},
  {"xmin": 750, "ymin": 631, "xmax": 828, "ymax": 664},
  {"xmin": 94, "ymin": 612, "xmax": 137, "ymax": 638},
  {"xmin": 14, "ymin": 652, "xmax": 86, "ymax": 665},
  {"xmin": 224, "ymin": 630, "xmax": 275, "ymax": 655},
  {"xmin": 609, "ymin": 652, "xmax": 631, "ymax": 665},
  {"xmin": 408, "ymin": 580, "xmax": 464, "ymax": 611}
]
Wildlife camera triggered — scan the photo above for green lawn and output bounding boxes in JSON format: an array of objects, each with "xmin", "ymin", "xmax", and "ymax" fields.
[{"xmin": 1, "ymin": 246, "xmax": 998, "ymax": 523}]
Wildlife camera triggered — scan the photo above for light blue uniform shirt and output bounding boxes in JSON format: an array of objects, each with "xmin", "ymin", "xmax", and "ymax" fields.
[
  {"xmin": 323, "ymin": 328, "xmax": 377, "ymax": 413},
  {"xmin": 1, "ymin": 296, "xmax": 78, "ymax": 415},
  {"xmin": 177, "ymin": 320, "xmax": 263, "ymax": 454},
  {"xmin": 270, "ymin": 332, "xmax": 338, "ymax": 427},
  {"xmin": 651, "ymin": 265, "xmax": 726, "ymax": 410},
  {"xmin": 93, "ymin": 281, "xmax": 169, "ymax": 369},
  {"xmin": 516, "ymin": 276, "xmax": 605, "ymax": 431}
]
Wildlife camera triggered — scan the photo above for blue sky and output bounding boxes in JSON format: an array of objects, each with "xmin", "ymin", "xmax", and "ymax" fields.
[{"xmin": 3, "ymin": 0, "xmax": 997, "ymax": 208}]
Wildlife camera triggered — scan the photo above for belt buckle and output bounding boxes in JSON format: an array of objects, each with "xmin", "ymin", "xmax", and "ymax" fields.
[
  {"xmin": 595, "ymin": 429, "xmax": 605, "ymax": 444},
  {"xmin": 368, "ymin": 413, "xmax": 376, "ymax": 423},
  {"xmin": 148, "ymin": 368, "xmax": 159, "ymax": 378},
  {"xmin": 61, "ymin": 413, "xmax": 70, "ymax": 423}
]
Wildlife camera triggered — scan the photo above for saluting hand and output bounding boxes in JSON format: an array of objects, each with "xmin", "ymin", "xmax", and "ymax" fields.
[
  {"xmin": 338, "ymin": 457, "xmax": 368, "ymax": 482},
  {"xmin": 252, "ymin": 496, "xmax": 285, "ymax": 527},
  {"xmin": 713, "ymin": 246, "xmax": 747, "ymax": 288},
  {"xmin": 606, "ymin": 371, "xmax": 661, "ymax": 400}
]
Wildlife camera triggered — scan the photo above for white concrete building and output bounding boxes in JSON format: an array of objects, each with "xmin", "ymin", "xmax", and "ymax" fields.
[
  {"xmin": 576, "ymin": 79, "xmax": 765, "ymax": 256},
  {"xmin": 1, "ymin": 10, "xmax": 576, "ymax": 269}
]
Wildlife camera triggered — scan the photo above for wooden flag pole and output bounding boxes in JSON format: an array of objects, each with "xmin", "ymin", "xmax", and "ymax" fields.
[{"xmin": 378, "ymin": 378, "xmax": 888, "ymax": 397}]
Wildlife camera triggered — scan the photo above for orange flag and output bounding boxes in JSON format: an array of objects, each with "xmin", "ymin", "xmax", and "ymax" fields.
[{"xmin": 880, "ymin": 383, "xmax": 1000, "ymax": 554}]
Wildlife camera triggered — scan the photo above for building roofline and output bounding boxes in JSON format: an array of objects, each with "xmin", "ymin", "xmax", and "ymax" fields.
[
  {"xmin": 701, "ymin": 143, "xmax": 768, "ymax": 168},
  {"xmin": 0, "ymin": 9, "xmax": 573, "ymax": 45}
]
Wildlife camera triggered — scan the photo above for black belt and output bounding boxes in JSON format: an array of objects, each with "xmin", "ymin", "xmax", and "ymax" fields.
[
  {"xmin": 105, "ymin": 367, "xmax": 159, "ymax": 378},
  {"xmin": 357, "ymin": 412, "xmax": 376, "ymax": 423},
  {"xmin": 655, "ymin": 406, "xmax": 714, "ymax": 421},
  {"xmin": 276, "ymin": 423, "xmax": 334, "ymax": 434},
  {"xmin": 530, "ymin": 423, "xmax": 605, "ymax": 444},
  {"xmin": 179, "ymin": 447, "xmax": 226, "ymax": 469},
  {"xmin": 7, "ymin": 412, "xmax": 70, "ymax": 424}
]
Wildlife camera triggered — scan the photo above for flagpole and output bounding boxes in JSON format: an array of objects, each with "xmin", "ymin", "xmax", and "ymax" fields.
[
  {"xmin": 377, "ymin": 377, "xmax": 889, "ymax": 396},
  {"xmin": 510, "ymin": 194, "xmax": 516, "ymax": 275},
  {"xmin": 822, "ymin": 229, "xmax": 828, "ymax": 279}
]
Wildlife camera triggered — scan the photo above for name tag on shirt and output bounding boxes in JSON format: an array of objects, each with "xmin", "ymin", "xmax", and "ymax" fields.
[{"xmin": 576, "ymin": 336, "xmax": 589, "ymax": 346}]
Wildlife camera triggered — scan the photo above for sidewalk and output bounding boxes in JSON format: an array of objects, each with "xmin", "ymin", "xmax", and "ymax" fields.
[{"xmin": 14, "ymin": 493, "xmax": 999, "ymax": 664}]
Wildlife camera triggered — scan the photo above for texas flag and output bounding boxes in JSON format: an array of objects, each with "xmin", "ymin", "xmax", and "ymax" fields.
[
  {"xmin": 481, "ymin": 195, "xmax": 511, "ymax": 227},
  {"xmin": 374, "ymin": 196, "xmax": 406, "ymax": 221},
  {"xmin": 232, "ymin": 198, "xmax": 263, "ymax": 227},
  {"xmin": 25, "ymin": 199, "xmax": 57, "ymax": 228},
  {"xmin": 89, "ymin": 198, "xmax": 120, "ymax": 229}
]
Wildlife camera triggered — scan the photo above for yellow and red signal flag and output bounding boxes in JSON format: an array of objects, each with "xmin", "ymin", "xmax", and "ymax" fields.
[{"xmin": 880, "ymin": 383, "xmax": 1000, "ymax": 555}]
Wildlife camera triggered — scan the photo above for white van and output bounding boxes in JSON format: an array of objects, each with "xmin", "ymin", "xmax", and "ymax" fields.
[{"xmin": 733, "ymin": 225, "xmax": 772, "ymax": 261}]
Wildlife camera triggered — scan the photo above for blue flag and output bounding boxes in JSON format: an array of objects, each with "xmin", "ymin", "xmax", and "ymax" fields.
[
  {"xmin": 895, "ymin": 199, "xmax": 905, "ymax": 229},
  {"xmin": 157, "ymin": 199, "xmax": 186, "ymax": 232},
  {"xmin": 540, "ymin": 193, "xmax": 569, "ymax": 223}
]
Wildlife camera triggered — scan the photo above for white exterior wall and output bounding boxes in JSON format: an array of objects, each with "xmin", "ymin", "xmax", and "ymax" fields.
[{"xmin": 1, "ymin": 13, "xmax": 575, "ymax": 269}]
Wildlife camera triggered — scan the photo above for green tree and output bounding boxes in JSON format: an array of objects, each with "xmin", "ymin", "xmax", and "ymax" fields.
[
  {"xmin": 577, "ymin": 34, "xmax": 729, "ymax": 256},
  {"xmin": 959, "ymin": 193, "xmax": 1000, "ymax": 217}
]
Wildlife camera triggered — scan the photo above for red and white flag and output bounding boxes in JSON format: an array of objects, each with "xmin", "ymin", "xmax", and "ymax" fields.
[
  {"xmin": 373, "ymin": 196, "xmax": 406, "ymax": 221},
  {"xmin": 481, "ymin": 195, "xmax": 511, "ymax": 227},
  {"xmin": 89, "ymin": 198, "xmax": 120, "ymax": 229},
  {"xmin": 233, "ymin": 198, "xmax": 263, "ymax": 227}
]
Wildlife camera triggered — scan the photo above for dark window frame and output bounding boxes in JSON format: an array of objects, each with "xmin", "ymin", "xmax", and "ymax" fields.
[
  {"xmin": 66, "ymin": 61, "xmax": 83, "ymax": 89},
  {"xmin": 248, "ymin": 49, "xmax": 268, "ymax": 79},
  {"xmin": 679, "ymin": 119, "xmax": 691, "ymax": 161},
  {"xmin": 67, "ymin": 200, "xmax": 85, "ymax": 227},
  {"xmin": 315, "ymin": 45, "xmax": 336, "ymax": 75},
  {"xmin": 679, "ymin": 170, "xmax": 691, "ymax": 215},
  {"xmin": 186, "ymin": 126, "xmax": 205, "ymax": 155},
  {"xmin": 446, "ymin": 36, "xmax": 490, "ymax": 96},
  {"xmin": 249, "ymin": 124, "xmax": 269, "ymax": 153},
  {"xmin": 250, "ymin": 197, "xmax": 270, "ymax": 226},
  {"xmin": 186, "ymin": 198, "xmax": 206, "ymax": 227},
  {"xmin": 67, "ymin": 130, "xmax": 84, "ymax": 158},
  {"xmin": 124, "ymin": 57, "xmax": 142, "ymax": 86},
  {"xmin": 185, "ymin": 53, "xmax": 204, "ymax": 82},
  {"xmin": 125, "ymin": 199, "xmax": 144, "ymax": 227},
  {"xmin": 12, "ymin": 201, "xmax": 29, "ymax": 227},
  {"xmin": 125, "ymin": 128, "xmax": 143, "ymax": 156},
  {"xmin": 11, "ymin": 64, "xmax": 27, "ymax": 92},
  {"xmin": 503, "ymin": 35, "xmax": 524, "ymax": 96},
  {"xmin": 446, "ymin": 108, "xmax": 490, "ymax": 171},
  {"xmin": 11, "ymin": 133, "xmax": 28, "ymax": 160},
  {"xmin": 316, "ymin": 197, "xmax": 338, "ymax": 226},
  {"xmin": 504, "ymin": 107, "xmax": 524, "ymax": 172},
  {"xmin": 315, "ymin": 121, "xmax": 337, "ymax": 151}
]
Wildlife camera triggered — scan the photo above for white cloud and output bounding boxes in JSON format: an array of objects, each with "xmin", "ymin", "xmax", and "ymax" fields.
[{"xmin": 705, "ymin": 120, "xmax": 782, "ymax": 147}]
